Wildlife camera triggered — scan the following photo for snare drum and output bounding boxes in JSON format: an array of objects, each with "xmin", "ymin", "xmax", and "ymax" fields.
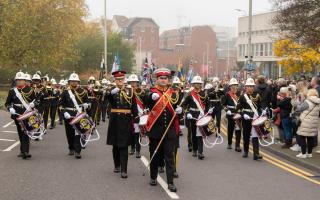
[
  {"xmin": 252, "ymin": 116, "xmax": 271, "ymax": 137},
  {"xmin": 16, "ymin": 110, "xmax": 44, "ymax": 139},
  {"xmin": 196, "ymin": 115, "xmax": 216, "ymax": 137},
  {"xmin": 69, "ymin": 113, "xmax": 95, "ymax": 135},
  {"xmin": 138, "ymin": 115, "xmax": 148, "ymax": 134},
  {"xmin": 233, "ymin": 113, "xmax": 242, "ymax": 128}
]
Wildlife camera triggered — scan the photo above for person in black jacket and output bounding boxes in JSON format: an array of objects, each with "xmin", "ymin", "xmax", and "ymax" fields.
[
  {"xmin": 106, "ymin": 70, "xmax": 138, "ymax": 179},
  {"xmin": 255, "ymin": 75, "xmax": 272, "ymax": 111},
  {"xmin": 49, "ymin": 79, "xmax": 60, "ymax": 129},
  {"xmin": 145, "ymin": 68, "xmax": 182, "ymax": 192},
  {"xmin": 5, "ymin": 71, "xmax": 38, "ymax": 159},
  {"xmin": 60, "ymin": 72, "xmax": 90, "ymax": 159}
]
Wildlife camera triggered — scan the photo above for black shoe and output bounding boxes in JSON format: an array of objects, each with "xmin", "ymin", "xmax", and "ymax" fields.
[
  {"xmin": 129, "ymin": 149, "xmax": 135, "ymax": 155},
  {"xmin": 21, "ymin": 153, "xmax": 28, "ymax": 160},
  {"xmin": 192, "ymin": 151, "xmax": 197, "ymax": 157},
  {"xmin": 235, "ymin": 147, "xmax": 242, "ymax": 152},
  {"xmin": 242, "ymin": 152, "xmax": 248, "ymax": 158},
  {"xmin": 68, "ymin": 150, "xmax": 75, "ymax": 156},
  {"xmin": 168, "ymin": 183, "xmax": 177, "ymax": 192},
  {"xmin": 136, "ymin": 151, "xmax": 141, "ymax": 158},
  {"xmin": 75, "ymin": 152, "xmax": 81, "ymax": 159},
  {"xmin": 121, "ymin": 172, "xmax": 128, "ymax": 178},
  {"xmin": 188, "ymin": 146, "xmax": 192, "ymax": 152},
  {"xmin": 49, "ymin": 125, "xmax": 54, "ymax": 129},
  {"xmin": 25, "ymin": 153, "xmax": 32, "ymax": 158},
  {"xmin": 17, "ymin": 152, "xmax": 23, "ymax": 157},
  {"xmin": 198, "ymin": 153, "xmax": 205, "ymax": 160},
  {"xmin": 173, "ymin": 172, "xmax": 179, "ymax": 178},
  {"xmin": 253, "ymin": 154, "xmax": 263, "ymax": 160},
  {"xmin": 159, "ymin": 167, "xmax": 165, "ymax": 173},
  {"xmin": 227, "ymin": 144, "xmax": 232, "ymax": 149},
  {"xmin": 113, "ymin": 167, "xmax": 120, "ymax": 173},
  {"xmin": 150, "ymin": 179, "xmax": 157, "ymax": 186}
]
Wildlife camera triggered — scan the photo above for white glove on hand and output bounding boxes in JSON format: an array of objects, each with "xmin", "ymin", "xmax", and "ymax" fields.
[
  {"xmin": 226, "ymin": 110, "xmax": 232, "ymax": 116},
  {"xmin": 208, "ymin": 108, "xmax": 214, "ymax": 114},
  {"xmin": 64, "ymin": 112, "xmax": 71, "ymax": 119},
  {"xmin": 243, "ymin": 114, "xmax": 251, "ymax": 120},
  {"xmin": 82, "ymin": 103, "xmax": 89, "ymax": 110},
  {"xmin": 175, "ymin": 106, "xmax": 183, "ymax": 114},
  {"xmin": 111, "ymin": 87, "xmax": 120, "ymax": 95},
  {"xmin": 261, "ymin": 109, "xmax": 267, "ymax": 116},
  {"xmin": 187, "ymin": 113, "xmax": 193, "ymax": 119},
  {"xmin": 29, "ymin": 102, "xmax": 35, "ymax": 109},
  {"xmin": 9, "ymin": 108, "xmax": 16, "ymax": 115},
  {"xmin": 152, "ymin": 93, "xmax": 160, "ymax": 101}
]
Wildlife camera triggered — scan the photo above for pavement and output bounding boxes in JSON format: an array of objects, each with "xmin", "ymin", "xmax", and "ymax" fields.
[{"xmin": 0, "ymin": 109, "xmax": 319, "ymax": 200}]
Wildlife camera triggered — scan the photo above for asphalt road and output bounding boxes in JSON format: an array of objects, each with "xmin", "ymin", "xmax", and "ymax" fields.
[{"xmin": 0, "ymin": 110, "xmax": 319, "ymax": 200}]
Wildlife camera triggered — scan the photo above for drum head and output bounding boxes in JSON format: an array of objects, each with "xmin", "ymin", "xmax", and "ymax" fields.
[
  {"xmin": 70, "ymin": 113, "xmax": 86, "ymax": 125},
  {"xmin": 233, "ymin": 113, "xmax": 241, "ymax": 120},
  {"xmin": 252, "ymin": 116, "xmax": 267, "ymax": 126},
  {"xmin": 139, "ymin": 115, "xmax": 148, "ymax": 126},
  {"xmin": 196, "ymin": 116, "xmax": 212, "ymax": 127}
]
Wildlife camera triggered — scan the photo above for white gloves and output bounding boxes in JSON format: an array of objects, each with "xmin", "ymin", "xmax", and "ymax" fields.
[
  {"xmin": 175, "ymin": 106, "xmax": 183, "ymax": 114},
  {"xmin": 261, "ymin": 109, "xmax": 267, "ymax": 116},
  {"xmin": 82, "ymin": 103, "xmax": 89, "ymax": 110},
  {"xmin": 9, "ymin": 108, "xmax": 16, "ymax": 115},
  {"xmin": 243, "ymin": 114, "xmax": 251, "ymax": 120},
  {"xmin": 133, "ymin": 123, "xmax": 140, "ymax": 133},
  {"xmin": 187, "ymin": 113, "xmax": 193, "ymax": 119},
  {"xmin": 226, "ymin": 110, "xmax": 232, "ymax": 116},
  {"xmin": 64, "ymin": 112, "xmax": 71, "ymax": 119},
  {"xmin": 208, "ymin": 108, "xmax": 214, "ymax": 114},
  {"xmin": 29, "ymin": 102, "xmax": 35, "ymax": 108},
  {"xmin": 111, "ymin": 87, "xmax": 120, "ymax": 95},
  {"xmin": 152, "ymin": 93, "xmax": 160, "ymax": 101}
]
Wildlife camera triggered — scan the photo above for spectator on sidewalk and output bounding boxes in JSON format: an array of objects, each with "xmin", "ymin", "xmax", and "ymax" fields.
[
  {"xmin": 295, "ymin": 89, "xmax": 320, "ymax": 158},
  {"xmin": 276, "ymin": 87, "xmax": 293, "ymax": 148}
]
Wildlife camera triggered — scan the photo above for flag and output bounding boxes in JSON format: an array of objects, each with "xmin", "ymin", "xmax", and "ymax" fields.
[
  {"xmin": 177, "ymin": 59, "xmax": 185, "ymax": 82},
  {"xmin": 187, "ymin": 62, "xmax": 193, "ymax": 84},
  {"xmin": 142, "ymin": 57, "xmax": 149, "ymax": 78},
  {"xmin": 111, "ymin": 54, "xmax": 120, "ymax": 73}
]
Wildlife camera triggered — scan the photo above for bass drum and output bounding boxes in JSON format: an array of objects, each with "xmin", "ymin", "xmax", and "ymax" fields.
[
  {"xmin": 69, "ymin": 112, "xmax": 100, "ymax": 147},
  {"xmin": 16, "ymin": 110, "xmax": 45, "ymax": 140},
  {"xmin": 138, "ymin": 115, "xmax": 149, "ymax": 147},
  {"xmin": 252, "ymin": 116, "xmax": 274, "ymax": 146},
  {"xmin": 196, "ymin": 115, "xmax": 223, "ymax": 148}
]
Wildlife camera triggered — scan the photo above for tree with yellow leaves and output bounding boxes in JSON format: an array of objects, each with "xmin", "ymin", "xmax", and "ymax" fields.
[{"xmin": 274, "ymin": 39, "xmax": 320, "ymax": 76}]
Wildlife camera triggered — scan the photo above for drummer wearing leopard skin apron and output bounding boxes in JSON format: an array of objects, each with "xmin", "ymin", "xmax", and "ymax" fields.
[
  {"xmin": 59, "ymin": 72, "xmax": 90, "ymax": 159},
  {"xmin": 237, "ymin": 78, "xmax": 266, "ymax": 160},
  {"xmin": 5, "ymin": 71, "xmax": 38, "ymax": 159}
]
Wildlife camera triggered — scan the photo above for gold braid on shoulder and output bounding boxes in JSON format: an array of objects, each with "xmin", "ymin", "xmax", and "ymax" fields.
[{"xmin": 121, "ymin": 88, "xmax": 133, "ymax": 105}]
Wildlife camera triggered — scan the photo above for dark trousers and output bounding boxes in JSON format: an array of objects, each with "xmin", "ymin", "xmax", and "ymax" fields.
[
  {"xmin": 101, "ymin": 104, "xmax": 107, "ymax": 121},
  {"xmin": 187, "ymin": 121, "xmax": 192, "ymax": 149},
  {"xmin": 211, "ymin": 108, "xmax": 221, "ymax": 133},
  {"xmin": 112, "ymin": 146, "xmax": 128, "ymax": 172},
  {"xmin": 252, "ymin": 137, "xmax": 260, "ymax": 156},
  {"xmin": 227, "ymin": 117, "xmax": 241, "ymax": 147},
  {"xmin": 189, "ymin": 120, "xmax": 198, "ymax": 152},
  {"xmin": 58, "ymin": 108, "xmax": 63, "ymax": 124},
  {"xmin": 42, "ymin": 105, "xmax": 50, "ymax": 129},
  {"xmin": 50, "ymin": 105, "xmax": 58, "ymax": 127},
  {"xmin": 64, "ymin": 120, "xmax": 81, "ymax": 153},
  {"xmin": 149, "ymin": 137, "xmax": 175, "ymax": 184},
  {"xmin": 242, "ymin": 120, "xmax": 252, "ymax": 153},
  {"xmin": 15, "ymin": 120, "xmax": 30, "ymax": 153},
  {"xmin": 131, "ymin": 132, "xmax": 141, "ymax": 152},
  {"xmin": 299, "ymin": 136, "xmax": 314, "ymax": 154}
]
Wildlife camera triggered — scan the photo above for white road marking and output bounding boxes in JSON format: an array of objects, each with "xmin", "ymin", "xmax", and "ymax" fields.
[
  {"xmin": 3, "ymin": 120, "xmax": 14, "ymax": 128},
  {"xmin": 2, "ymin": 131, "xmax": 17, "ymax": 134},
  {"xmin": 3, "ymin": 141, "xmax": 20, "ymax": 151},
  {"xmin": 140, "ymin": 156, "xmax": 179, "ymax": 199},
  {"xmin": 0, "ymin": 138, "xmax": 15, "ymax": 142}
]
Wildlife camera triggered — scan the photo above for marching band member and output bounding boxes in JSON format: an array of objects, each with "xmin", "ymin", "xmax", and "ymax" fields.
[
  {"xmin": 145, "ymin": 68, "xmax": 181, "ymax": 192},
  {"xmin": 238, "ymin": 78, "xmax": 264, "ymax": 160},
  {"xmin": 86, "ymin": 76, "xmax": 101, "ymax": 125},
  {"xmin": 182, "ymin": 75, "xmax": 210, "ymax": 160},
  {"xmin": 127, "ymin": 74, "xmax": 145, "ymax": 158},
  {"xmin": 60, "ymin": 72, "xmax": 90, "ymax": 159},
  {"xmin": 106, "ymin": 70, "xmax": 138, "ymax": 179},
  {"xmin": 43, "ymin": 75, "xmax": 51, "ymax": 130},
  {"xmin": 49, "ymin": 78, "xmax": 60, "ymax": 129},
  {"xmin": 209, "ymin": 77, "xmax": 225, "ymax": 135},
  {"xmin": 58, "ymin": 79, "xmax": 66, "ymax": 125},
  {"xmin": 5, "ymin": 71, "xmax": 38, "ymax": 159},
  {"xmin": 225, "ymin": 78, "xmax": 242, "ymax": 152}
]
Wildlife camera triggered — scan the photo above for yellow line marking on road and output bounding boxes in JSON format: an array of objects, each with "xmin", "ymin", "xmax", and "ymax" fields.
[{"xmin": 220, "ymin": 125, "xmax": 320, "ymax": 186}]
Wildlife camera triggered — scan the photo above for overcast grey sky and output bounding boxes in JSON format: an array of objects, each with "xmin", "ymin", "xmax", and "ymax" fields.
[{"xmin": 86, "ymin": 0, "xmax": 273, "ymax": 32}]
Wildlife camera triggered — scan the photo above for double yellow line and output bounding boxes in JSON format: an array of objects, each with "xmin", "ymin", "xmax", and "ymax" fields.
[{"xmin": 220, "ymin": 124, "xmax": 320, "ymax": 186}]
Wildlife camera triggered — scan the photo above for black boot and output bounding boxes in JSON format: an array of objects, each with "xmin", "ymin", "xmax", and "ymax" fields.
[
  {"xmin": 198, "ymin": 153, "xmax": 205, "ymax": 160},
  {"xmin": 150, "ymin": 179, "xmax": 157, "ymax": 186},
  {"xmin": 252, "ymin": 137, "xmax": 263, "ymax": 160},
  {"xmin": 113, "ymin": 167, "xmax": 120, "ymax": 173},
  {"xmin": 168, "ymin": 183, "xmax": 177, "ymax": 192},
  {"xmin": 242, "ymin": 151, "xmax": 248, "ymax": 158},
  {"xmin": 75, "ymin": 152, "xmax": 81, "ymax": 159},
  {"xmin": 68, "ymin": 150, "xmax": 75, "ymax": 156},
  {"xmin": 192, "ymin": 151, "xmax": 197, "ymax": 157},
  {"xmin": 136, "ymin": 151, "xmax": 141, "ymax": 158},
  {"xmin": 121, "ymin": 172, "xmax": 128, "ymax": 178},
  {"xmin": 227, "ymin": 144, "xmax": 232, "ymax": 149}
]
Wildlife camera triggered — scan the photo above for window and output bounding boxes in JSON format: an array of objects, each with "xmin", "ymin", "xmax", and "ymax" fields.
[{"xmin": 260, "ymin": 44, "xmax": 264, "ymax": 56}]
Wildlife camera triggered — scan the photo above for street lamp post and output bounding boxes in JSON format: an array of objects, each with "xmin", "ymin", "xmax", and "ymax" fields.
[
  {"xmin": 248, "ymin": 0, "xmax": 253, "ymax": 77},
  {"xmin": 104, "ymin": 0, "xmax": 107, "ymax": 76}
]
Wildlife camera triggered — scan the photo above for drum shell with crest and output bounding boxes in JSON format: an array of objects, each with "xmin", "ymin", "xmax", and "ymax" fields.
[
  {"xmin": 252, "ymin": 116, "xmax": 272, "ymax": 137},
  {"xmin": 233, "ymin": 113, "xmax": 242, "ymax": 128},
  {"xmin": 16, "ymin": 110, "xmax": 43, "ymax": 132},
  {"xmin": 196, "ymin": 115, "xmax": 217, "ymax": 137},
  {"xmin": 69, "ymin": 112, "xmax": 95, "ymax": 135}
]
